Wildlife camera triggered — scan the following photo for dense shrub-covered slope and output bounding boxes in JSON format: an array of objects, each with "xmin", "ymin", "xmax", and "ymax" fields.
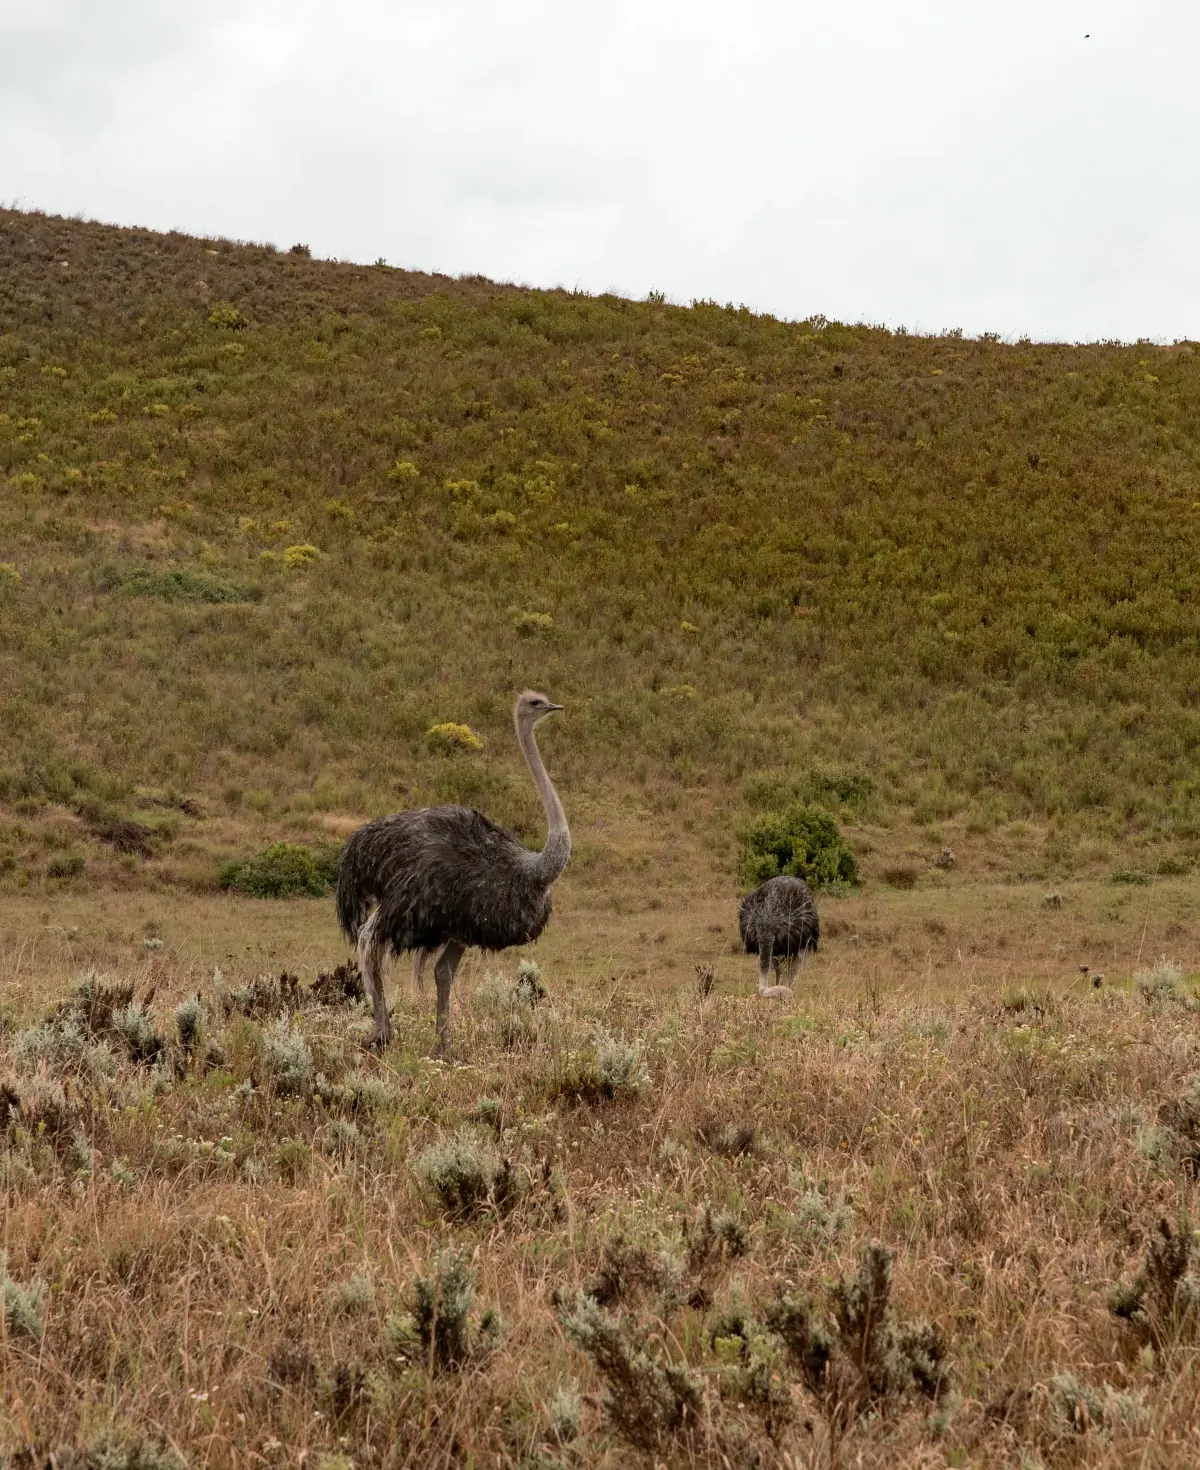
[{"xmin": 2, "ymin": 208, "xmax": 1199, "ymax": 857}]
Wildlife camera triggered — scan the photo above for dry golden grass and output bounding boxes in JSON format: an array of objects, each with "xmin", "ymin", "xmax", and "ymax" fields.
[{"xmin": 2, "ymin": 880, "xmax": 1199, "ymax": 1467}]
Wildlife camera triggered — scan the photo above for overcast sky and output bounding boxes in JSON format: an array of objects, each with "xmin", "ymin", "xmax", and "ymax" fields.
[{"xmin": 2, "ymin": 1, "xmax": 1198, "ymax": 342}]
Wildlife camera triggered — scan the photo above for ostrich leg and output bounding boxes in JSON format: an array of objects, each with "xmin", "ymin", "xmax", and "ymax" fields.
[
  {"xmin": 781, "ymin": 948, "xmax": 808, "ymax": 989},
  {"xmin": 357, "ymin": 910, "xmax": 393, "ymax": 1048},
  {"xmin": 433, "ymin": 940, "xmax": 466, "ymax": 1056}
]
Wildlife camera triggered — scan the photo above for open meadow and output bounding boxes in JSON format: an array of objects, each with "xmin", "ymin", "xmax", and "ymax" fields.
[{"xmin": 2, "ymin": 209, "xmax": 1200, "ymax": 1466}]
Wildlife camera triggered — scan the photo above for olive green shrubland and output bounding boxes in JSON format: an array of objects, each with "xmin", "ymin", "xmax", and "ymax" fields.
[{"xmin": 2, "ymin": 209, "xmax": 1200, "ymax": 880}]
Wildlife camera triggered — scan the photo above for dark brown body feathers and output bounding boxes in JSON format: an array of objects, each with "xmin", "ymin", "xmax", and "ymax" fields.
[
  {"xmin": 336, "ymin": 806, "xmax": 553, "ymax": 956},
  {"xmin": 739, "ymin": 875, "xmax": 819, "ymax": 961}
]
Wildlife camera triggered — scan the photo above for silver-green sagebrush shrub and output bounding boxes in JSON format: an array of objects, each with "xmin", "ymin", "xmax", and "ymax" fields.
[
  {"xmin": 557, "ymin": 1289, "xmax": 702, "ymax": 1450},
  {"xmin": 1109, "ymin": 1215, "xmax": 1200, "ymax": 1351},
  {"xmin": 111, "ymin": 1003, "xmax": 164, "ymax": 1064},
  {"xmin": 594, "ymin": 1031, "xmax": 649, "ymax": 1098},
  {"xmin": 1, "ymin": 1251, "xmax": 47, "ymax": 1339},
  {"xmin": 174, "ymin": 994, "xmax": 207, "ymax": 1054},
  {"xmin": 261, "ymin": 1017, "xmax": 314, "ymax": 1095},
  {"xmin": 548, "ymin": 1382, "xmax": 583, "ymax": 1443},
  {"xmin": 398, "ymin": 1249, "xmax": 502, "ymax": 1372},
  {"xmin": 1135, "ymin": 956, "xmax": 1183, "ymax": 1006},
  {"xmin": 413, "ymin": 1127, "xmax": 520, "ymax": 1217}
]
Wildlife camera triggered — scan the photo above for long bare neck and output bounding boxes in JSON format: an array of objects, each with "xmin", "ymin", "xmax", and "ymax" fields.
[{"xmin": 516, "ymin": 714, "xmax": 571, "ymax": 885}]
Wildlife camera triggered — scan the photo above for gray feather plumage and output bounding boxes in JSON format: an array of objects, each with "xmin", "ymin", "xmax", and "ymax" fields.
[
  {"xmin": 739, "ymin": 875, "xmax": 820, "ymax": 962},
  {"xmin": 336, "ymin": 805, "xmax": 554, "ymax": 957}
]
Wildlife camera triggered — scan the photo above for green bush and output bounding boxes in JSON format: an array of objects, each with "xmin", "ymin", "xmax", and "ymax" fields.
[
  {"xmin": 220, "ymin": 841, "xmax": 340, "ymax": 898},
  {"xmin": 737, "ymin": 803, "xmax": 859, "ymax": 889},
  {"xmin": 101, "ymin": 564, "xmax": 254, "ymax": 604}
]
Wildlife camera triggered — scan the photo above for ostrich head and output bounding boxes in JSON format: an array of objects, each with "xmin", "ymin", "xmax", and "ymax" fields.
[{"xmin": 515, "ymin": 689, "xmax": 563, "ymax": 730}]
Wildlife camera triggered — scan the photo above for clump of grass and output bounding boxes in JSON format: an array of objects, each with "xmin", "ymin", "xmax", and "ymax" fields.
[
  {"xmin": 737, "ymin": 803, "xmax": 859, "ymax": 889},
  {"xmin": 557, "ymin": 1289, "xmax": 702, "ymax": 1450},
  {"xmin": 695, "ymin": 1116, "xmax": 756, "ymax": 1157},
  {"xmin": 413, "ymin": 1127, "xmax": 520, "ymax": 1217},
  {"xmin": 261, "ymin": 1017, "xmax": 314, "ymax": 1096},
  {"xmin": 220, "ymin": 841, "xmax": 340, "ymax": 898},
  {"xmin": 46, "ymin": 851, "xmax": 85, "ymax": 880},
  {"xmin": 1, "ymin": 1250, "xmax": 47, "ymax": 1339},
  {"xmin": 1112, "ymin": 867, "xmax": 1154, "ymax": 885}
]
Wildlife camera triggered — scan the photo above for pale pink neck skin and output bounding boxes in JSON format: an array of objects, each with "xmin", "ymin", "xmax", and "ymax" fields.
[{"xmin": 515, "ymin": 707, "xmax": 571, "ymax": 885}]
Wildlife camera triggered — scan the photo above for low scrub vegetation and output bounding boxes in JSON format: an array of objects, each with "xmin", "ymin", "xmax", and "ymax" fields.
[
  {"xmin": 2, "ymin": 208, "xmax": 1200, "ymax": 886},
  {"xmin": 737, "ymin": 801, "xmax": 860, "ymax": 888},
  {"xmin": 2, "ymin": 946, "xmax": 1199, "ymax": 1464},
  {"xmin": 219, "ymin": 841, "xmax": 340, "ymax": 898}
]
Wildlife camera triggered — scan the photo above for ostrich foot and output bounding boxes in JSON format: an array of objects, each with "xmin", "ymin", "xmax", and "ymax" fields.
[
  {"xmin": 757, "ymin": 983, "xmax": 794, "ymax": 1001},
  {"xmin": 367, "ymin": 1017, "xmax": 394, "ymax": 1050}
]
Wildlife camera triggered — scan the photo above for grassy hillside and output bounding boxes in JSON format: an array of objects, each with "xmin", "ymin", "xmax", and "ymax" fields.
[
  {"xmin": 5, "ymin": 209, "xmax": 1200, "ymax": 1470},
  {"xmin": 3, "ymin": 208, "xmax": 1200, "ymax": 892}
]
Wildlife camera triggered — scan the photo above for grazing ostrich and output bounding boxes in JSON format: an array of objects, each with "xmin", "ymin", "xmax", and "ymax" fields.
[
  {"xmin": 738, "ymin": 874, "xmax": 819, "ymax": 999},
  {"xmin": 335, "ymin": 691, "xmax": 570, "ymax": 1053}
]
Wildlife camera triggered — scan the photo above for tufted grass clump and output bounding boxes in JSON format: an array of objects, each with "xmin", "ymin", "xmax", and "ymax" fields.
[
  {"xmin": 413, "ymin": 1126, "xmax": 520, "ymax": 1218},
  {"xmin": 737, "ymin": 803, "xmax": 860, "ymax": 889},
  {"xmin": 100, "ymin": 563, "xmax": 252, "ymax": 604},
  {"xmin": 220, "ymin": 841, "xmax": 340, "ymax": 898}
]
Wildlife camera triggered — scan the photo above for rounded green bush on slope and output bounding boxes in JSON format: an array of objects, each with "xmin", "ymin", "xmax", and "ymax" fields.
[
  {"xmin": 737, "ymin": 803, "xmax": 859, "ymax": 890},
  {"xmin": 220, "ymin": 841, "xmax": 341, "ymax": 898}
]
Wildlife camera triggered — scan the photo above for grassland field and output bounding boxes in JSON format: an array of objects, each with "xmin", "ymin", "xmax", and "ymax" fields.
[{"xmin": 1, "ymin": 210, "xmax": 1200, "ymax": 1467}]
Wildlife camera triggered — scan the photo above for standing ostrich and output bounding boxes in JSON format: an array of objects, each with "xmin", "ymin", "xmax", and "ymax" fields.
[
  {"xmin": 335, "ymin": 691, "xmax": 570, "ymax": 1052},
  {"xmin": 738, "ymin": 874, "xmax": 819, "ymax": 999}
]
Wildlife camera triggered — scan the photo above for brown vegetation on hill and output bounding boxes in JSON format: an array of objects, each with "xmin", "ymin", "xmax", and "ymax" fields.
[{"xmin": 2, "ymin": 208, "xmax": 1200, "ymax": 892}]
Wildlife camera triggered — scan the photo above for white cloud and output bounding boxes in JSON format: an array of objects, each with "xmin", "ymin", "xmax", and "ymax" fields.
[{"xmin": 3, "ymin": 0, "xmax": 1198, "ymax": 340}]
